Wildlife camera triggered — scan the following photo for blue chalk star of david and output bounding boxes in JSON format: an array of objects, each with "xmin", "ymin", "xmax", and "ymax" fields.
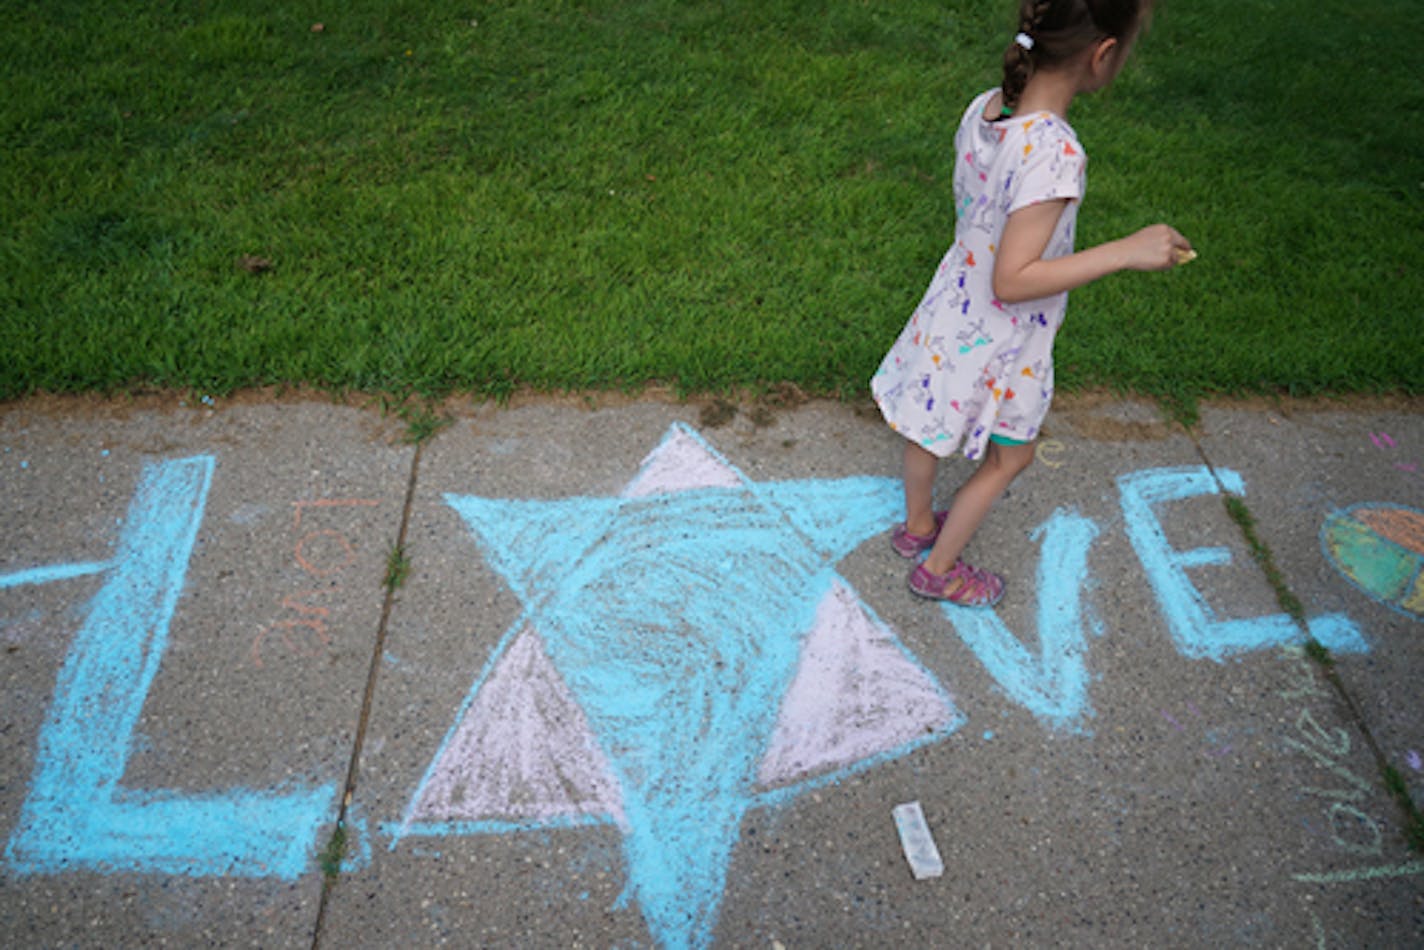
[{"xmin": 392, "ymin": 423, "xmax": 963, "ymax": 949}]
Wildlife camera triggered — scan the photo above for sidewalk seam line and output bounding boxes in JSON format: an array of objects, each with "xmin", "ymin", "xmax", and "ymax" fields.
[
  {"xmin": 1186, "ymin": 428, "xmax": 1424, "ymax": 856},
  {"xmin": 311, "ymin": 440, "xmax": 424, "ymax": 947}
]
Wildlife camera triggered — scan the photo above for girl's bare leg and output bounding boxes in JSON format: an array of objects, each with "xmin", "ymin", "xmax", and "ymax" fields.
[
  {"xmin": 922, "ymin": 440, "xmax": 1036, "ymax": 576},
  {"xmin": 902, "ymin": 441, "xmax": 941, "ymax": 537}
]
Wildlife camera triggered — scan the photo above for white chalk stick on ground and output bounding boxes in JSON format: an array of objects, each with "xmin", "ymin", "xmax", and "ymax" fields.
[{"xmin": 892, "ymin": 801, "xmax": 944, "ymax": 880}]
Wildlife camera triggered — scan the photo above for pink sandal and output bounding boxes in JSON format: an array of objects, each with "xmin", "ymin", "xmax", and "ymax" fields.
[
  {"xmin": 908, "ymin": 559, "xmax": 1005, "ymax": 607},
  {"xmin": 891, "ymin": 511, "xmax": 949, "ymax": 558}
]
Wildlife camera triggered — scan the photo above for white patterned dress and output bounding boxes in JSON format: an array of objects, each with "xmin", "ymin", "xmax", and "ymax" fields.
[{"xmin": 872, "ymin": 89, "xmax": 1086, "ymax": 460}]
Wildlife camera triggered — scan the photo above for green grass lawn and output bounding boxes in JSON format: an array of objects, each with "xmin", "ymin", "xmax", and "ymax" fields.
[{"xmin": 2, "ymin": 0, "xmax": 1420, "ymax": 408}]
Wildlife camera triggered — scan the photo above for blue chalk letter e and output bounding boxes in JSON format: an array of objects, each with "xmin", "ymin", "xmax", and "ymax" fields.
[
  {"xmin": 1117, "ymin": 466, "xmax": 1367, "ymax": 661},
  {"xmin": 5, "ymin": 456, "xmax": 334, "ymax": 879}
]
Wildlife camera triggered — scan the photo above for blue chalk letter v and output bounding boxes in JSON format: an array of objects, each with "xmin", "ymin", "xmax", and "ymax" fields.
[{"xmin": 938, "ymin": 508, "xmax": 1101, "ymax": 732}]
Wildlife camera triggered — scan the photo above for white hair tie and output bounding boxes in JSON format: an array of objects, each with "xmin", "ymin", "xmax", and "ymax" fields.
[{"xmin": 1014, "ymin": 32, "xmax": 1034, "ymax": 51}]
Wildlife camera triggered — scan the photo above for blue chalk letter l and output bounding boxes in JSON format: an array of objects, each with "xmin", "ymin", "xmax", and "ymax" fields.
[{"xmin": 5, "ymin": 456, "xmax": 334, "ymax": 879}]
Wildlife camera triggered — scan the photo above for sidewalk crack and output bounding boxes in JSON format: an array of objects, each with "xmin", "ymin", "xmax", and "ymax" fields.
[
  {"xmin": 311, "ymin": 439, "xmax": 425, "ymax": 947},
  {"xmin": 1187, "ymin": 430, "xmax": 1424, "ymax": 855}
]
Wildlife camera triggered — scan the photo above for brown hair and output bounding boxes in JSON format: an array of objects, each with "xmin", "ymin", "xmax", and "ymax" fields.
[{"xmin": 1001, "ymin": 0, "xmax": 1149, "ymax": 113}]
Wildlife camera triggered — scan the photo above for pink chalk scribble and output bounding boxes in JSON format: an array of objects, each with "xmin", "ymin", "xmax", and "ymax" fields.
[
  {"xmin": 407, "ymin": 627, "xmax": 625, "ymax": 827},
  {"xmin": 1368, "ymin": 431, "xmax": 1423, "ymax": 480},
  {"xmin": 622, "ymin": 426, "xmax": 741, "ymax": 498},
  {"xmin": 757, "ymin": 580, "xmax": 960, "ymax": 789},
  {"xmin": 1161, "ymin": 702, "xmax": 1239, "ymax": 759}
]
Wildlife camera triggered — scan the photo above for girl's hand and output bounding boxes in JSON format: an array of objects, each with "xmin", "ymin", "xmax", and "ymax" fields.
[
  {"xmin": 1119, "ymin": 224, "xmax": 1193, "ymax": 272},
  {"xmin": 992, "ymin": 207, "xmax": 1194, "ymax": 304}
]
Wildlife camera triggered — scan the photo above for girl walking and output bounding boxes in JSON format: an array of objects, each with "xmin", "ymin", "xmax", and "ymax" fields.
[{"xmin": 871, "ymin": 0, "xmax": 1192, "ymax": 606}]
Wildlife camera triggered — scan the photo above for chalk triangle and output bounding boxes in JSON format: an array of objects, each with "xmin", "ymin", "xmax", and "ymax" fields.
[
  {"xmin": 757, "ymin": 581, "xmax": 961, "ymax": 789},
  {"xmin": 758, "ymin": 477, "xmax": 903, "ymax": 559},
  {"xmin": 408, "ymin": 627, "xmax": 624, "ymax": 826},
  {"xmin": 622, "ymin": 423, "xmax": 743, "ymax": 498},
  {"xmin": 444, "ymin": 493, "xmax": 620, "ymax": 602}
]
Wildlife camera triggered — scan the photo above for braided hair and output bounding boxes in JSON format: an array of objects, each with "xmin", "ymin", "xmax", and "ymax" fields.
[{"xmin": 1000, "ymin": 0, "xmax": 1148, "ymax": 114}]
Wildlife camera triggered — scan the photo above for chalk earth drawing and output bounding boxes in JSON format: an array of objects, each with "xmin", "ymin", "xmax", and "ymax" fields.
[
  {"xmin": 0, "ymin": 425, "xmax": 1383, "ymax": 950},
  {"xmin": 1321, "ymin": 503, "xmax": 1424, "ymax": 621}
]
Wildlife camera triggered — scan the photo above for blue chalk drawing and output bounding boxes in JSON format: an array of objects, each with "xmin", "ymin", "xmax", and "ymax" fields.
[
  {"xmin": 394, "ymin": 424, "xmax": 963, "ymax": 950},
  {"xmin": 1, "ymin": 441, "xmax": 1382, "ymax": 922},
  {"xmin": 1117, "ymin": 466, "xmax": 1368, "ymax": 660},
  {"xmin": 0, "ymin": 560, "xmax": 112, "ymax": 589},
  {"xmin": 940, "ymin": 507, "xmax": 1101, "ymax": 731},
  {"xmin": 4, "ymin": 456, "xmax": 335, "ymax": 879}
]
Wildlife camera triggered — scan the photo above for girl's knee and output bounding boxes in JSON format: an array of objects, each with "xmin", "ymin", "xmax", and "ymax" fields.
[{"xmin": 988, "ymin": 440, "xmax": 1036, "ymax": 477}]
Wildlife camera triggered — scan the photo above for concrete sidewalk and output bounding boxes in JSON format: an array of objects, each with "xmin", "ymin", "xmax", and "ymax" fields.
[{"xmin": 0, "ymin": 392, "xmax": 1420, "ymax": 947}]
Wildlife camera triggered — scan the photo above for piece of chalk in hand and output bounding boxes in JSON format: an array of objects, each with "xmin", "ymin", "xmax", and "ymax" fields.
[{"xmin": 1175, "ymin": 248, "xmax": 1198, "ymax": 264}]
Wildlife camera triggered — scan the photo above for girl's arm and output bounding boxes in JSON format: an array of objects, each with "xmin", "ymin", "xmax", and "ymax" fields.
[{"xmin": 992, "ymin": 199, "xmax": 1192, "ymax": 305}]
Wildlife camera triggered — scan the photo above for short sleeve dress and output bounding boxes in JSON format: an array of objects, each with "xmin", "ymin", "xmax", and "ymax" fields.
[{"xmin": 871, "ymin": 89, "xmax": 1087, "ymax": 461}]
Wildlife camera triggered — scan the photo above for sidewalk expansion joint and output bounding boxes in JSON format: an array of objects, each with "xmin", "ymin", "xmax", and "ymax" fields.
[
  {"xmin": 1187, "ymin": 432, "xmax": 1424, "ymax": 855},
  {"xmin": 311, "ymin": 439, "xmax": 425, "ymax": 946}
]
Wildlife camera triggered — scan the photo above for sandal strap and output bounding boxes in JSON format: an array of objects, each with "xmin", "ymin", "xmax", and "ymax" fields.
[
  {"xmin": 907, "ymin": 559, "xmax": 1005, "ymax": 607},
  {"xmin": 891, "ymin": 511, "xmax": 949, "ymax": 558},
  {"xmin": 945, "ymin": 559, "xmax": 1004, "ymax": 607}
]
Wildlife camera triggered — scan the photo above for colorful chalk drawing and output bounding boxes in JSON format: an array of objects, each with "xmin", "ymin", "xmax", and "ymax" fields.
[
  {"xmin": 1369, "ymin": 430, "xmax": 1423, "ymax": 480},
  {"xmin": 1275, "ymin": 646, "xmax": 1424, "ymax": 887},
  {"xmin": 0, "ymin": 457, "xmax": 335, "ymax": 879},
  {"xmin": 390, "ymin": 424, "xmax": 963, "ymax": 949},
  {"xmin": 252, "ymin": 498, "xmax": 382, "ymax": 667},
  {"xmin": 1, "ymin": 427, "xmax": 1387, "ymax": 950},
  {"xmin": 1321, "ymin": 503, "xmax": 1424, "ymax": 620}
]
